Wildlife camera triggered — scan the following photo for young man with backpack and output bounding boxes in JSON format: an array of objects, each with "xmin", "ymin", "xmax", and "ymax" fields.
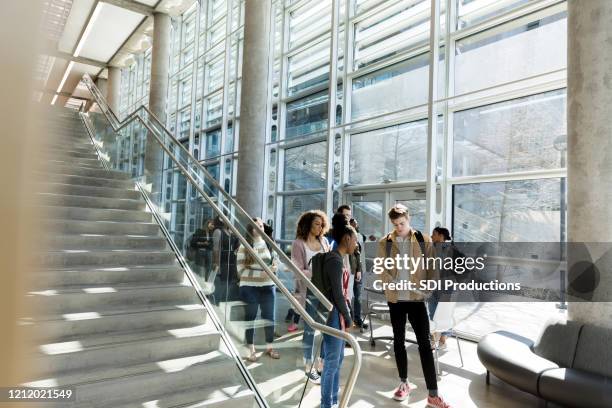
[{"xmin": 377, "ymin": 204, "xmax": 452, "ymax": 408}]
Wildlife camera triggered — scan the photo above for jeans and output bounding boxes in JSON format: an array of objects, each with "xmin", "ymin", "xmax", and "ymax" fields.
[
  {"xmin": 286, "ymin": 308, "xmax": 301, "ymax": 324},
  {"xmin": 427, "ymin": 292, "xmax": 451, "ymax": 337},
  {"xmin": 321, "ymin": 308, "xmax": 344, "ymax": 408},
  {"xmin": 388, "ymin": 301, "xmax": 437, "ymax": 391},
  {"xmin": 352, "ymin": 278, "xmax": 363, "ymax": 325},
  {"xmin": 303, "ymin": 293, "xmax": 323, "ymax": 363},
  {"xmin": 239, "ymin": 285, "xmax": 276, "ymax": 345}
]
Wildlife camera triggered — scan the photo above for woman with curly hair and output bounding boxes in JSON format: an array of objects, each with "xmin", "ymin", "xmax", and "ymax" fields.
[{"xmin": 291, "ymin": 210, "xmax": 330, "ymax": 383}]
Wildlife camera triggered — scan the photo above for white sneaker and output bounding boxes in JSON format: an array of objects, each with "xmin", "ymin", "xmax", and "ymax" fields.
[
  {"xmin": 306, "ymin": 371, "xmax": 321, "ymax": 385},
  {"xmin": 392, "ymin": 381, "xmax": 410, "ymax": 401}
]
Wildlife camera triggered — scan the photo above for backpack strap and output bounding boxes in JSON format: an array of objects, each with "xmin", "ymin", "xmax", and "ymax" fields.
[
  {"xmin": 385, "ymin": 234, "xmax": 393, "ymax": 258},
  {"xmin": 414, "ymin": 230, "xmax": 426, "ymax": 255}
]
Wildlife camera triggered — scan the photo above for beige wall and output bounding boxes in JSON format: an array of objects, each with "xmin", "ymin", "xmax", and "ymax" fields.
[{"xmin": 0, "ymin": 0, "xmax": 44, "ymax": 391}]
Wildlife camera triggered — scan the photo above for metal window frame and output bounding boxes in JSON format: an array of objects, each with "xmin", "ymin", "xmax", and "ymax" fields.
[{"xmin": 264, "ymin": 0, "xmax": 568, "ymax": 253}]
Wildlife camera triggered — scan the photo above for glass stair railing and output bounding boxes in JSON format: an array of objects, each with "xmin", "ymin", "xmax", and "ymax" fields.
[{"xmin": 79, "ymin": 74, "xmax": 361, "ymax": 408}]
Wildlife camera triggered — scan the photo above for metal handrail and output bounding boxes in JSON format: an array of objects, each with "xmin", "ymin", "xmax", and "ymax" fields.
[
  {"xmin": 79, "ymin": 110, "xmax": 270, "ymax": 408},
  {"xmin": 82, "ymin": 74, "xmax": 361, "ymax": 408},
  {"xmin": 82, "ymin": 73, "xmax": 333, "ymax": 313}
]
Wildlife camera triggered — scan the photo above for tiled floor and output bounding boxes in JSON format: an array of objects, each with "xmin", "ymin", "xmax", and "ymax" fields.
[
  {"xmin": 297, "ymin": 324, "xmax": 544, "ymax": 408},
  {"xmin": 243, "ymin": 313, "xmax": 564, "ymax": 408}
]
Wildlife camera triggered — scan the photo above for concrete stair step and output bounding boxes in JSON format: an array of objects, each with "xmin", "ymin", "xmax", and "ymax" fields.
[
  {"xmin": 29, "ymin": 282, "xmax": 198, "ymax": 314},
  {"xmin": 45, "ymin": 234, "xmax": 167, "ymax": 251},
  {"xmin": 25, "ymin": 352, "xmax": 238, "ymax": 407},
  {"xmin": 41, "ymin": 173, "xmax": 134, "ymax": 189},
  {"xmin": 43, "ymin": 219, "xmax": 158, "ymax": 235},
  {"xmin": 41, "ymin": 150, "xmax": 98, "ymax": 160},
  {"xmin": 115, "ymin": 382, "xmax": 256, "ymax": 408},
  {"xmin": 38, "ymin": 193, "xmax": 145, "ymax": 211},
  {"xmin": 32, "ymin": 322, "xmax": 220, "ymax": 377},
  {"xmin": 39, "ymin": 182, "xmax": 141, "ymax": 200},
  {"xmin": 46, "ymin": 127, "xmax": 85, "ymax": 134},
  {"xmin": 44, "ymin": 164, "xmax": 131, "ymax": 180},
  {"xmin": 49, "ymin": 138, "xmax": 93, "ymax": 147},
  {"xmin": 43, "ymin": 206, "xmax": 151, "ymax": 223},
  {"xmin": 39, "ymin": 249, "xmax": 176, "ymax": 268},
  {"xmin": 35, "ymin": 265, "xmax": 183, "ymax": 287},
  {"xmin": 46, "ymin": 158, "xmax": 103, "ymax": 168},
  {"xmin": 24, "ymin": 303, "xmax": 206, "ymax": 343},
  {"xmin": 44, "ymin": 143, "xmax": 95, "ymax": 153},
  {"xmin": 47, "ymin": 140, "xmax": 94, "ymax": 149}
]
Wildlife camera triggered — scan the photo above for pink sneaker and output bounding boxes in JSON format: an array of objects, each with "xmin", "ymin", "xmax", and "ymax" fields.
[
  {"xmin": 392, "ymin": 381, "xmax": 410, "ymax": 401},
  {"xmin": 287, "ymin": 323, "xmax": 298, "ymax": 332},
  {"xmin": 427, "ymin": 395, "xmax": 451, "ymax": 408}
]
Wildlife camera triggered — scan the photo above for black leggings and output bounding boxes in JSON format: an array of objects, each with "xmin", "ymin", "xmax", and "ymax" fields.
[{"xmin": 388, "ymin": 301, "xmax": 437, "ymax": 391}]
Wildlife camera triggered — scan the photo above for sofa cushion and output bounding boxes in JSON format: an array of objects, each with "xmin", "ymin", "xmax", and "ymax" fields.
[
  {"xmin": 573, "ymin": 324, "xmax": 612, "ymax": 377},
  {"xmin": 477, "ymin": 331, "xmax": 558, "ymax": 395},
  {"xmin": 538, "ymin": 368, "xmax": 612, "ymax": 408},
  {"xmin": 533, "ymin": 320, "xmax": 582, "ymax": 367}
]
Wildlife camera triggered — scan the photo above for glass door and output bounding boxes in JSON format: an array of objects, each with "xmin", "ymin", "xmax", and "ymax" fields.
[{"xmin": 347, "ymin": 192, "xmax": 386, "ymax": 242}]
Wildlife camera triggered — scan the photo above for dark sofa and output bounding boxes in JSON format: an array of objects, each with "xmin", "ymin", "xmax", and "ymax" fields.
[{"xmin": 477, "ymin": 321, "xmax": 612, "ymax": 408}]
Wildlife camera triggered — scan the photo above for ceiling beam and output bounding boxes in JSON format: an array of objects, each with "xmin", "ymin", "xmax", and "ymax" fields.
[
  {"xmin": 50, "ymin": 50, "xmax": 106, "ymax": 68},
  {"xmin": 98, "ymin": 0, "xmax": 154, "ymax": 16}
]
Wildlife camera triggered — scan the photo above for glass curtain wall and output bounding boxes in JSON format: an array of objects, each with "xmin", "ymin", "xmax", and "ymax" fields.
[
  {"xmin": 164, "ymin": 0, "xmax": 245, "ymax": 250},
  {"xmin": 267, "ymin": 0, "xmax": 568, "ymax": 339},
  {"xmin": 116, "ymin": 50, "xmax": 152, "ymax": 177},
  {"xmin": 117, "ymin": 0, "xmax": 244, "ymax": 253}
]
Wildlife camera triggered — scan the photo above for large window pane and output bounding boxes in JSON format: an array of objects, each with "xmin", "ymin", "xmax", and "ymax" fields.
[
  {"xmin": 288, "ymin": 0, "xmax": 331, "ymax": 50},
  {"xmin": 182, "ymin": 12, "xmax": 196, "ymax": 47},
  {"xmin": 283, "ymin": 142, "xmax": 327, "ymax": 191},
  {"xmin": 453, "ymin": 178, "xmax": 562, "ymax": 242},
  {"xmin": 454, "ymin": 10, "xmax": 567, "ymax": 95},
  {"xmin": 453, "ymin": 89, "xmax": 566, "ymax": 177},
  {"xmin": 351, "ymin": 53, "xmax": 429, "ymax": 120},
  {"xmin": 281, "ymin": 193, "xmax": 325, "ymax": 240},
  {"xmin": 285, "ymin": 91, "xmax": 328, "ymax": 140},
  {"xmin": 205, "ymin": 129, "xmax": 221, "ymax": 158},
  {"xmin": 179, "ymin": 73, "xmax": 192, "ymax": 107},
  {"xmin": 457, "ymin": 0, "xmax": 530, "ymax": 29},
  {"xmin": 349, "ymin": 120, "xmax": 427, "ymax": 184},
  {"xmin": 205, "ymin": 91, "xmax": 223, "ymax": 127},
  {"xmin": 353, "ymin": 0, "xmax": 436, "ymax": 69},
  {"xmin": 207, "ymin": 54, "xmax": 224, "ymax": 93},
  {"xmin": 287, "ymin": 38, "xmax": 330, "ymax": 96},
  {"xmin": 179, "ymin": 108, "xmax": 191, "ymax": 140}
]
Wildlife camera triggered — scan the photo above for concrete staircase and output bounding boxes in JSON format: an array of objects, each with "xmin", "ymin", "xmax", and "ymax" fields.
[{"xmin": 25, "ymin": 109, "xmax": 257, "ymax": 408}]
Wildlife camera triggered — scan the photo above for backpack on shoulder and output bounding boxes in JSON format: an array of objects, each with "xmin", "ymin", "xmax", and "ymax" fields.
[{"xmin": 308, "ymin": 252, "xmax": 332, "ymax": 300}]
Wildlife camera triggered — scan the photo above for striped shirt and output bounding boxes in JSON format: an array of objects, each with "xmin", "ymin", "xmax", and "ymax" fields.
[{"xmin": 236, "ymin": 238, "xmax": 275, "ymax": 287}]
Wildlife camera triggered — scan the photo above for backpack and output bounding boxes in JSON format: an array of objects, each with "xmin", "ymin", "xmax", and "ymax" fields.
[
  {"xmin": 385, "ymin": 230, "xmax": 425, "ymax": 258},
  {"xmin": 308, "ymin": 252, "xmax": 332, "ymax": 300}
]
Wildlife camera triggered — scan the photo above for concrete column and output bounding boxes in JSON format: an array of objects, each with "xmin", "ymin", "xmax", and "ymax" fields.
[
  {"xmin": 567, "ymin": 0, "xmax": 612, "ymax": 327},
  {"xmin": 235, "ymin": 0, "xmax": 272, "ymax": 217},
  {"xmin": 148, "ymin": 12, "xmax": 171, "ymax": 122},
  {"xmin": 106, "ymin": 67, "xmax": 121, "ymax": 114},
  {"xmin": 145, "ymin": 12, "xmax": 171, "ymax": 194}
]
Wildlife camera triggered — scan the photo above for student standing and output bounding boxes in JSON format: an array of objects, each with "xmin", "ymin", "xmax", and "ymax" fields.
[
  {"xmin": 349, "ymin": 218, "xmax": 368, "ymax": 330},
  {"xmin": 428, "ymin": 227, "xmax": 456, "ymax": 349},
  {"xmin": 377, "ymin": 205, "xmax": 452, "ymax": 408},
  {"xmin": 320, "ymin": 216, "xmax": 355, "ymax": 408},
  {"xmin": 291, "ymin": 210, "xmax": 330, "ymax": 383},
  {"xmin": 236, "ymin": 218, "xmax": 280, "ymax": 362}
]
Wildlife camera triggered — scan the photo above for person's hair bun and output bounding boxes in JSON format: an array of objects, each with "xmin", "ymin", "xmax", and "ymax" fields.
[
  {"xmin": 331, "ymin": 213, "xmax": 354, "ymax": 244},
  {"xmin": 331, "ymin": 213, "xmax": 349, "ymax": 230}
]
